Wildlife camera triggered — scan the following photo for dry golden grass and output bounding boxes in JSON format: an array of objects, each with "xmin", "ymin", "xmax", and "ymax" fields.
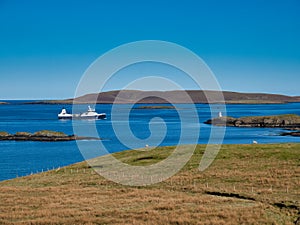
[{"xmin": 0, "ymin": 144, "xmax": 299, "ymax": 224}]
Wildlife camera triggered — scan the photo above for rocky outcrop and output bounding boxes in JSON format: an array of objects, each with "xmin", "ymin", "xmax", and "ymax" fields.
[
  {"xmin": 0, "ymin": 130, "xmax": 100, "ymax": 142},
  {"xmin": 281, "ymin": 131, "xmax": 300, "ymax": 137},
  {"xmin": 205, "ymin": 114, "xmax": 300, "ymax": 129}
]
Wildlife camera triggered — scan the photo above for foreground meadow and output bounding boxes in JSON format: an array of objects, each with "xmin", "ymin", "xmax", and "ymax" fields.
[{"xmin": 0, "ymin": 144, "xmax": 299, "ymax": 224}]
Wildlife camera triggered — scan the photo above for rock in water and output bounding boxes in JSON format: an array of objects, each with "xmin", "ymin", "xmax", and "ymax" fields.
[{"xmin": 205, "ymin": 114, "xmax": 300, "ymax": 129}]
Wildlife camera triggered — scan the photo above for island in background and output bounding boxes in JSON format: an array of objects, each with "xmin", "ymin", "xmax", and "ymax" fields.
[
  {"xmin": 25, "ymin": 90, "xmax": 300, "ymax": 104},
  {"xmin": 134, "ymin": 105, "xmax": 175, "ymax": 109}
]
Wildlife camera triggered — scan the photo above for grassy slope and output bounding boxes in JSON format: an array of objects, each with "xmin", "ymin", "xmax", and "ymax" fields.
[{"xmin": 0, "ymin": 144, "xmax": 299, "ymax": 224}]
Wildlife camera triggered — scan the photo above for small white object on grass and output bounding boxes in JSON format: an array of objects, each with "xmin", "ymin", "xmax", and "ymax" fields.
[{"xmin": 252, "ymin": 140, "xmax": 258, "ymax": 144}]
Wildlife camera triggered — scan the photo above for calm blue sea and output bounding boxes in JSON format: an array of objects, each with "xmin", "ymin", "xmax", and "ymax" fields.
[{"xmin": 0, "ymin": 102, "xmax": 300, "ymax": 181}]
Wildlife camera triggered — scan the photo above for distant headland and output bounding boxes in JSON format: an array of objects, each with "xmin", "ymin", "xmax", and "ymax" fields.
[{"xmin": 24, "ymin": 90, "xmax": 300, "ymax": 105}]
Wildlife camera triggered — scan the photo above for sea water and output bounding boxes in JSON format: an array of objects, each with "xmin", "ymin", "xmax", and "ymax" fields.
[{"xmin": 0, "ymin": 102, "xmax": 299, "ymax": 181}]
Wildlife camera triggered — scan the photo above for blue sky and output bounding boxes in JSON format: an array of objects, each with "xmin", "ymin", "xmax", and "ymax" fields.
[{"xmin": 0, "ymin": 0, "xmax": 299, "ymax": 99}]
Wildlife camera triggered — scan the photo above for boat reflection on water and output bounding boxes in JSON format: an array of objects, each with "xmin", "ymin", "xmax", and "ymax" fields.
[{"xmin": 58, "ymin": 106, "xmax": 106, "ymax": 120}]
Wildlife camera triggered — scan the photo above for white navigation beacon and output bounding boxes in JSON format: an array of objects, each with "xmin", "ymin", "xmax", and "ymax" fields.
[{"xmin": 218, "ymin": 112, "xmax": 223, "ymax": 118}]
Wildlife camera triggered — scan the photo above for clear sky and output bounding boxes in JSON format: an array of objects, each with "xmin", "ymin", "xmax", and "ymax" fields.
[{"xmin": 0, "ymin": 0, "xmax": 299, "ymax": 99}]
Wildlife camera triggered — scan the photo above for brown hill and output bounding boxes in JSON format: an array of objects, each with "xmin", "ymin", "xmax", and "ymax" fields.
[{"xmin": 30, "ymin": 90, "xmax": 300, "ymax": 104}]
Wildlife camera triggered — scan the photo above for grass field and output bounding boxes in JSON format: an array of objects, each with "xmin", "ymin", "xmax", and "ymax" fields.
[{"xmin": 0, "ymin": 144, "xmax": 299, "ymax": 224}]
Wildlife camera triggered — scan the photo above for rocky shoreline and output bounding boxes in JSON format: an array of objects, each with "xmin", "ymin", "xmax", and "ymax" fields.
[
  {"xmin": 0, "ymin": 130, "xmax": 100, "ymax": 142},
  {"xmin": 204, "ymin": 114, "xmax": 300, "ymax": 129}
]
